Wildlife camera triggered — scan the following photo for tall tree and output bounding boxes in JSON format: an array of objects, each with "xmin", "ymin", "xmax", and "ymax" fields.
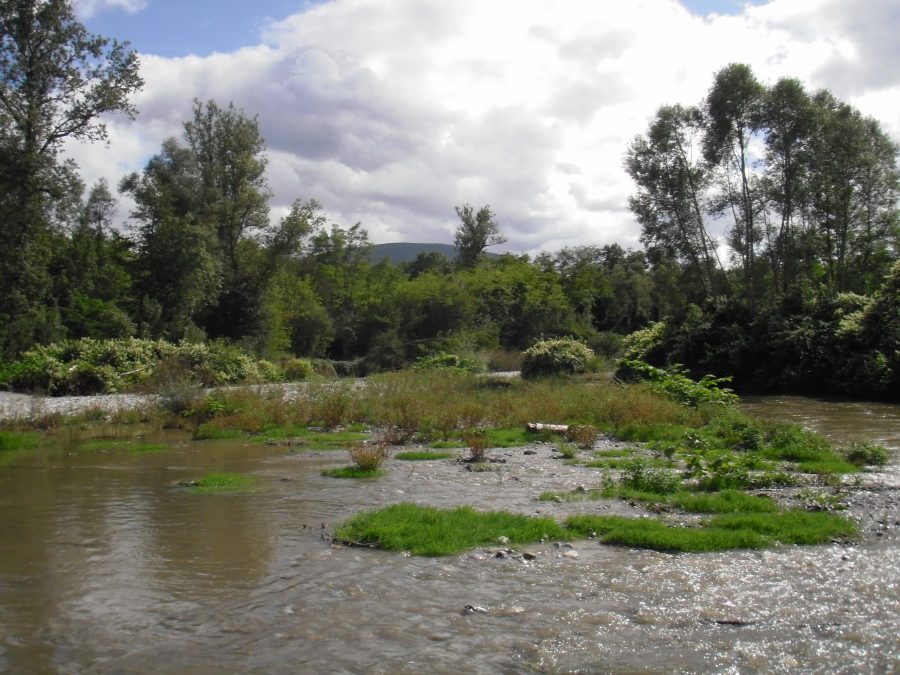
[
  {"xmin": 121, "ymin": 139, "xmax": 220, "ymax": 340},
  {"xmin": 625, "ymin": 104, "xmax": 726, "ymax": 297},
  {"xmin": 453, "ymin": 203, "xmax": 506, "ymax": 268},
  {"xmin": 761, "ymin": 77, "xmax": 816, "ymax": 292},
  {"xmin": 0, "ymin": 0, "xmax": 142, "ymax": 356},
  {"xmin": 703, "ymin": 63, "xmax": 765, "ymax": 303}
]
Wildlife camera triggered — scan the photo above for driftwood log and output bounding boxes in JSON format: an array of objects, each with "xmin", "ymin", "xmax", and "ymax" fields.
[{"xmin": 525, "ymin": 423, "xmax": 570, "ymax": 434}]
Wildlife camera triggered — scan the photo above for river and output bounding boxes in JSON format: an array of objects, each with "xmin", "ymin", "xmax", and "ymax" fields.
[{"xmin": 0, "ymin": 396, "xmax": 897, "ymax": 673}]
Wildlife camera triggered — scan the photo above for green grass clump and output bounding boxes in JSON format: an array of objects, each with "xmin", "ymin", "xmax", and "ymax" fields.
[
  {"xmin": 0, "ymin": 430, "xmax": 41, "ymax": 451},
  {"xmin": 708, "ymin": 510, "xmax": 858, "ymax": 544},
  {"xmin": 668, "ymin": 490, "xmax": 779, "ymax": 514},
  {"xmin": 565, "ymin": 515, "xmax": 768, "ymax": 552},
  {"xmin": 322, "ymin": 466, "xmax": 385, "ymax": 479},
  {"xmin": 334, "ymin": 503, "xmax": 570, "ymax": 556},
  {"xmin": 430, "ymin": 439, "xmax": 466, "ymax": 449},
  {"xmin": 191, "ymin": 472, "xmax": 256, "ymax": 493},
  {"xmin": 395, "ymin": 450, "xmax": 455, "ymax": 461}
]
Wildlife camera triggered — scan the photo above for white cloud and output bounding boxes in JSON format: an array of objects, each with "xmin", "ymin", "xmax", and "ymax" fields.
[
  {"xmin": 74, "ymin": 0, "xmax": 148, "ymax": 19},
  {"xmin": 67, "ymin": 0, "xmax": 900, "ymax": 255}
]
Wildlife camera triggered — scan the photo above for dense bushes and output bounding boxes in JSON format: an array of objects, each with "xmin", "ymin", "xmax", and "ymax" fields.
[
  {"xmin": 622, "ymin": 262, "xmax": 900, "ymax": 400},
  {"xmin": 0, "ymin": 338, "xmax": 283, "ymax": 395},
  {"xmin": 520, "ymin": 337, "xmax": 594, "ymax": 378}
]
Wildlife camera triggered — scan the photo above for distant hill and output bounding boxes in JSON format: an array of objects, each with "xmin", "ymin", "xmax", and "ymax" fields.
[{"xmin": 370, "ymin": 242, "xmax": 458, "ymax": 265}]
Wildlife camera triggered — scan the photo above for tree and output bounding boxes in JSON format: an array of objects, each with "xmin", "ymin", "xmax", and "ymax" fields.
[
  {"xmin": 761, "ymin": 77, "xmax": 816, "ymax": 292},
  {"xmin": 453, "ymin": 203, "xmax": 506, "ymax": 268},
  {"xmin": 0, "ymin": 0, "xmax": 142, "ymax": 357},
  {"xmin": 121, "ymin": 139, "xmax": 220, "ymax": 340},
  {"xmin": 703, "ymin": 63, "xmax": 766, "ymax": 303},
  {"xmin": 183, "ymin": 99, "xmax": 270, "ymax": 276},
  {"xmin": 625, "ymin": 104, "xmax": 726, "ymax": 298}
]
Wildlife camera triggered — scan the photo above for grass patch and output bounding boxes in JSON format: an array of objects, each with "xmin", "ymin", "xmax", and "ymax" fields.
[
  {"xmin": 668, "ymin": 490, "xmax": 779, "ymax": 514},
  {"xmin": 0, "ymin": 430, "xmax": 41, "ymax": 451},
  {"xmin": 708, "ymin": 510, "xmax": 858, "ymax": 544},
  {"xmin": 322, "ymin": 466, "xmax": 385, "ymax": 479},
  {"xmin": 257, "ymin": 426, "xmax": 370, "ymax": 450},
  {"xmin": 565, "ymin": 515, "xmax": 769, "ymax": 552},
  {"xmin": 334, "ymin": 503, "xmax": 571, "ymax": 556},
  {"xmin": 190, "ymin": 472, "xmax": 256, "ymax": 493},
  {"xmin": 794, "ymin": 458, "xmax": 861, "ymax": 475},
  {"xmin": 395, "ymin": 450, "xmax": 455, "ymax": 461}
]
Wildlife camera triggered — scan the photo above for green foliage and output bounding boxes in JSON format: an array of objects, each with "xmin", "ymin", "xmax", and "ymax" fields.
[
  {"xmin": 708, "ymin": 511, "xmax": 857, "ymax": 545},
  {"xmin": 281, "ymin": 358, "xmax": 315, "ymax": 381},
  {"xmin": 564, "ymin": 515, "xmax": 769, "ymax": 553},
  {"xmin": 412, "ymin": 352, "xmax": 484, "ymax": 373},
  {"xmin": 0, "ymin": 0, "xmax": 142, "ymax": 360},
  {"xmin": 0, "ymin": 431, "xmax": 40, "ymax": 452},
  {"xmin": 521, "ymin": 337, "xmax": 595, "ymax": 378},
  {"xmin": 842, "ymin": 441, "xmax": 889, "ymax": 467},
  {"xmin": 334, "ymin": 503, "xmax": 570, "ymax": 556},
  {"xmin": 618, "ymin": 359, "xmax": 738, "ymax": 407},
  {"xmin": 620, "ymin": 458, "xmax": 682, "ymax": 494},
  {"xmin": 565, "ymin": 509, "xmax": 857, "ymax": 552},
  {"xmin": 453, "ymin": 204, "xmax": 506, "ymax": 268},
  {"xmin": 0, "ymin": 338, "xmax": 281, "ymax": 395}
]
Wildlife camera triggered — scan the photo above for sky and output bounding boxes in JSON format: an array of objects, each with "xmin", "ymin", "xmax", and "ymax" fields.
[{"xmin": 68, "ymin": 0, "xmax": 900, "ymax": 255}]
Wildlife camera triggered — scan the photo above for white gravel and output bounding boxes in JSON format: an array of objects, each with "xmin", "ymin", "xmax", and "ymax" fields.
[{"xmin": 0, "ymin": 391, "xmax": 161, "ymax": 421}]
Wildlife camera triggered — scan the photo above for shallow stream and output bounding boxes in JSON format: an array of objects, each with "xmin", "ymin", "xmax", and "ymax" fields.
[{"xmin": 0, "ymin": 396, "xmax": 897, "ymax": 673}]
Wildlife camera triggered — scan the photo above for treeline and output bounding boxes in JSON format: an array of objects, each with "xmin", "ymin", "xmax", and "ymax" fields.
[
  {"xmin": 624, "ymin": 63, "xmax": 899, "ymax": 399},
  {"xmin": 0, "ymin": 1, "xmax": 896, "ymax": 398}
]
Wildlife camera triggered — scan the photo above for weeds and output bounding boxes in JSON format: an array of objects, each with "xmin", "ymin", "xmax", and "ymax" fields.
[{"xmin": 349, "ymin": 440, "xmax": 390, "ymax": 471}]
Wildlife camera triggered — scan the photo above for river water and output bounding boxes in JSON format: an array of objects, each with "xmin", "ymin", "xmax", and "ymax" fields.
[{"xmin": 0, "ymin": 397, "xmax": 897, "ymax": 673}]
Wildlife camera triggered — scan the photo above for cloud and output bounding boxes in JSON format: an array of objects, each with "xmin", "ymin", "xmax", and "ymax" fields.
[
  {"xmin": 74, "ymin": 0, "xmax": 148, "ymax": 19},
  {"xmin": 68, "ymin": 0, "xmax": 900, "ymax": 255}
]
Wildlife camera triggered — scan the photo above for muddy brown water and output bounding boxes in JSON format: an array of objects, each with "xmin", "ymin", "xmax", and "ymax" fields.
[{"xmin": 1, "ymin": 397, "xmax": 898, "ymax": 673}]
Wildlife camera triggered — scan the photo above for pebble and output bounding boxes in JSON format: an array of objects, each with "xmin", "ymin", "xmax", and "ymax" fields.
[
  {"xmin": 463, "ymin": 604, "xmax": 488, "ymax": 614},
  {"xmin": 562, "ymin": 550, "xmax": 580, "ymax": 559}
]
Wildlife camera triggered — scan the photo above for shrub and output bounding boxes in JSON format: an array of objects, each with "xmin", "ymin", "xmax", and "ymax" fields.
[
  {"xmin": 842, "ymin": 441, "xmax": 888, "ymax": 467},
  {"xmin": 617, "ymin": 359, "xmax": 738, "ymax": 407},
  {"xmin": 520, "ymin": 337, "xmax": 594, "ymax": 379},
  {"xmin": 566, "ymin": 424, "xmax": 601, "ymax": 449},
  {"xmin": 282, "ymin": 358, "xmax": 315, "ymax": 381},
  {"xmin": 349, "ymin": 440, "xmax": 390, "ymax": 471},
  {"xmin": 620, "ymin": 458, "xmax": 682, "ymax": 494},
  {"xmin": 413, "ymin": 352, "xmax": 484, "ymax": 373},
  {"xmin": 461, "ymin": 427, "xmax": 490, "ymax": 462}
]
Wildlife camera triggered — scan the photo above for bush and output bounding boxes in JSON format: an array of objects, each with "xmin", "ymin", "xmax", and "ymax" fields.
[
  {"xmin": 282, "ymin": 358, "xmax": 315, "ymax": 381},
  {"xmin": 413, "ymin": 352, "xmax": 484, "ymax": 373},
  {"xmin": 349, "ymin": 440, "xmax": 390, "ymax": 471},
  {"xmin": 842, "ymin": 441, "xmax": 888, "ymax": 467},
  {"xmin": 520, "ymin": 337, "xmax": 594, "ymax": 378},
  {"xmin": 618, "ymin": 359, "xmax": 738, "ymax": 407},
  {"xmin": 0, "ymin": 338, "xmax": 283, "ymax": 395}
]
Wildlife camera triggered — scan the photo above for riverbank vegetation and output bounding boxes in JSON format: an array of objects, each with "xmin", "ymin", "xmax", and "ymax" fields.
[{"xmin": 1, "ymin": 3, "xmax": 895, "ymax": 401}]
